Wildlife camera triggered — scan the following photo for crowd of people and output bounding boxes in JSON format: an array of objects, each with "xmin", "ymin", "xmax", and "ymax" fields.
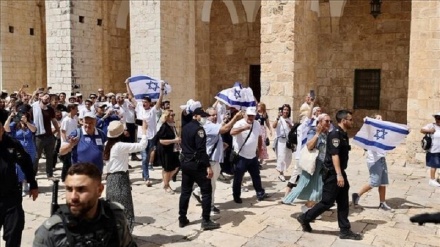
[{"xmin": 0, "ymin": 85, "xmax": 439, "ymax": 246}]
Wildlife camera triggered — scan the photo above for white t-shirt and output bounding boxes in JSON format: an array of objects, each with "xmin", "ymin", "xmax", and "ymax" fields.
[
  {"xmin": 78, "ymin": 107, "xmax": 96, "ymax": 119},
  {"xmin": 232, "ymin": 119, "xmax": 260, "ymax": 159},
  {"xmin": 275, "ymin": 117, "xmax": 292, "ymax": 139},
  {"xmin": 135, "ymin": 102, "xmax": 159, "ymax": 139},
  {"xmin": 61, "ymin": 115, "xmax": 79, "ymax": 142},
  {"xmin": 423, "ymin": 123, "xmax": 440, "ymax": 153},
  {"xmin": 120, "ymin": 99, "xmax": 135, "ymax": 124}
]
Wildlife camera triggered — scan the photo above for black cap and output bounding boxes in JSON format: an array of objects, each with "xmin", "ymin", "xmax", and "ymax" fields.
[{"xmin": 193, "ymin": 107, "xmax": 209, "ymax": 117}]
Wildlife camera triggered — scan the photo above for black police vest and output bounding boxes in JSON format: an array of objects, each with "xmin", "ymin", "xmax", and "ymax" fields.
[
  {"xmin": 0, "ymin": 143, "xmax": 20, "ymax": 199},
  {"xmin": 57, "ymin": 201, "xmax": 119, "ymax": 247}
]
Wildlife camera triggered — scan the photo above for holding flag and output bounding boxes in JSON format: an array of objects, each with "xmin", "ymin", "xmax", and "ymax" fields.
[
  {"xmin": 352, "ymin": 117, "xmax": 409, "ymax": 153},
  {"xmin": 215, "ymin": 82, "xmax": 256, "ymax": 110},
  {"xmin": 128, "ymin": 75, "xmax": 171, "ymax": 101}
]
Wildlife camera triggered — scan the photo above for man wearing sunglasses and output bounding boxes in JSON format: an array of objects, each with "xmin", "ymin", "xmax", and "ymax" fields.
[{"xmin": 297, "ymin": 110, "xmax": 362, "ymax": 240}]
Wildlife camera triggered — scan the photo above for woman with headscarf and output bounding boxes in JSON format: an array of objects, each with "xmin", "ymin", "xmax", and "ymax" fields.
[
  {"xmin": 155, "ymin": 110, "xmax": 181, "ymax": 194},
  {"xmin": 103, "ymin": 120, "xmax": 148, "ymax": 232},
  {"xmin": 282, "ymin": 113, "xmax": 332, "ymax": 214},
  {"xmin": 421, "ymin": 112, "xmax": 440, "ymax": 187}
]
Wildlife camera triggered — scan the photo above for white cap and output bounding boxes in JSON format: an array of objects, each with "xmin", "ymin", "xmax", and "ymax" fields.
[
  {"xmin": 246, "ymin": 107, "xmax": 257, "ymax": 116},
  {"xmin": 75, "ymin": 93, "xmax": 82, "ymax": 97},
  {"xmin": 433, "ymin": 112, "xmax": 440, "ymax": 117},
  {"xmin": 83, "ymin": 112, "xmax": 96, "ymax": 119}
]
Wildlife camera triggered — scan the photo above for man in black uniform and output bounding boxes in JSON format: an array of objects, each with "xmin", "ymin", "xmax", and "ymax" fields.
[
  {"xmin": 179, "ymin": 107, "xmax": 220, "ymax": 231},
  {"xmin": 33, "ymin": 163, "xmax": 137, "ymax": 247},
  {"xmin": 0, "ymin": 122, "xmax": 39, "ymax": 247},
  {"xmin": 297, "ymin": 110, "xmax": 362, "ymax": 240}
]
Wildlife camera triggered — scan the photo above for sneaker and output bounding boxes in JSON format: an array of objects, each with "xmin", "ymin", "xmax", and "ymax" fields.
[
  {"xmin": 379, "ymin": 202, "xmax": 395, "ymax": 212},
  {"xmin": 201, "ymin": 220, "xmax": 220, "ymax": 231},
  {"xmin": 179, "ymin": 218, "xmax": 190, "ymax": 228},
  {"xmin": 145, "ymin": 180, "xmax": 152, "ymax": 187},
  {"xmin": 211, "ymin": 206, "xmax": 220, "ymax": 215},
  {"xmin": 296, "ymin": 214, "xmax": 312, "ymax": 232},
  {"xmin": 192, "ymin": 192, "xmax": 202, "ymax": 203},
  {"xmin": 339, "ymin": 230, "xmax": 362, "ymax": 240},
  {"xmin": 352, "ymin": 193, "xmax": 360, "ymax": 206},
  {"xmin": 278, "ymin": 175, "xmax": 286, "ymax": 182},
  {"xmin": 257, "ymin": 193, "xmax": 270, "ymax": 201},
  {"xmin": 301, "ymin": 205, "xmax": 310, "ymax": 213},
  {"xmin": 428, "ymin": 179, "xmax": 440, "ymax": 187},
  {"xmin": 148, "ymin": 164, "xmax": 154, "ymax": 171}
]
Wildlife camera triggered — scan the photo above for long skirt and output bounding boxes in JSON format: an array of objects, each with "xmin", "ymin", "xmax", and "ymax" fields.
[
  {"xmin": 258, "ymin": 126, "xmax": 269, "ymax": 160},
  {"xmin": 276, "ymin": 138, "xmax": 292, "ymax": 172},
  {"xmin": 283, "ymin": 159, "xmax": 323, "ymax": 204},
  {"xmin": 106, "ymin": 171, "xmax": 135, "ymax": 232}
]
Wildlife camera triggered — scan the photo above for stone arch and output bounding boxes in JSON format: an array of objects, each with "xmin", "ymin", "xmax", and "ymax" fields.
[
  {"xmin": 114, "ymin": 0, "xmax": 129, "ymax": 29},
  {"xmin": 241, "ymin": 0, "xmax": 260, "ymax": 23},
  {"xmin": 202, "ymin": 0, "xmax": 239, "ymax": 24}
]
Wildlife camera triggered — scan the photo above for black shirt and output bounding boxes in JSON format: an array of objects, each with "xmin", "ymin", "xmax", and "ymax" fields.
[
  {"xmin": 324, "ymin": 125, "xmax": 350, "ymax": 170},
  {"xmin": 0, "ymin": 109, "xmax": 9, "ymax": 125},
  {"xmin": 0, "ymin": 133, "xmax": 38, "ymax": 200},
  {"xmin": 181, "ymin": 119, "xmax": 209, "ymax": 168}
]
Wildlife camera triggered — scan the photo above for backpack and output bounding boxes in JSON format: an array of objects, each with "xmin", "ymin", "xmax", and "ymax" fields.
[
  {"xmin": 286, "ymin": 122, "xmax": 301, "ymax": 150},
  {"xmin": 421, "ymin": 134, "xmax": 432, "ymax": 151}
]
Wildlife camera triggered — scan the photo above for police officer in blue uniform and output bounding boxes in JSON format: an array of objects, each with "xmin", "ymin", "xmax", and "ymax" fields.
[
  {"xmin": 0, "ymin": 121, "xmax": 39, "ymax": 247},
  {"xmin": 297, "ymin": 110, "xmax": 362, "ymax": 240},
  {"xmin": 178, "ymin": 107, "xmax": 220, "ymax": 231}
]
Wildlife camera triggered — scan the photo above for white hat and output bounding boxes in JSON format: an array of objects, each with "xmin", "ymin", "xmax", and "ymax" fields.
[
  {"xmin": 246, "ymin": 107, "xmax": 257, "ymax": 116},
  {"xmin": 107, "ymin": 121, "xmax": 125, "ymax": 138},
  {"xmin": 189, "ymin": 101, "xmax": 202, "ymax": 112},
  {"xmin": 433, "ymin": 112, "xmax": 440, "ymax": 117},
  {"xmin": 83, "ymin": 112, "xmax": 96, "ymax": 119},
  {"xmin": 75, "ymin": 93, "xmax": 82, "ymax": 97},
  {"xmin": 180, "ymin": 99, "xmax": 195, "ymax": 110}
]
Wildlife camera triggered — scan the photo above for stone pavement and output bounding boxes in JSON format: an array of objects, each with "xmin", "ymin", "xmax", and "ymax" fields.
[{"xmin": 19, "ymin": 141, "xmax": 440, "ymax": 247}]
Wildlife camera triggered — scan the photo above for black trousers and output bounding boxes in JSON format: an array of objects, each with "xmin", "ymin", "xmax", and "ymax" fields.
[
  {"xmin": 59, "ymin": 152, "xmax": 72, "ymax": 182},
  {"xmin": 179, "ymin": 163, "xmax": 212, "ymax": 222},
  {"xmin": 53, "ymin": 138, "xmax": 61, "ymax": 168},
  {"xmin": 0, "ymin": 198, "xmax": 25, "ymax": 247},
  {"xmin": 303, "ymin": 171, "xmax": 351, "ymax": 232},
  {"xmin": 123, "ymin": 123, "xmax": 137, "ymax": 156}
]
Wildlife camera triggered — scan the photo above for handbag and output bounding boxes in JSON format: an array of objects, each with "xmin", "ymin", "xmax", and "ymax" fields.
[
  {"xmin": 265, "ymin": 137, "xmax": 270, "ymax": 146},
  {"xmin": 421, "ymin": 134, "xmax": 432, "ymax": 151},
  {"xmin": 298, "ymin": 147, "xmax": 319, "ymax": 175}
]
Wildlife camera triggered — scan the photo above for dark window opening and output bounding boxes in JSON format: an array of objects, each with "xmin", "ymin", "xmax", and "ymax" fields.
[
  {"xmin": 249, "ymin": 65, "xmax": 261, "ymax": 102},
  {"xmin": 354, "ymin": 69, "xmax": 381, "ymax": 109},
  {"xmin": 9, "ymin": 26, "xmax": 14, "ymax": 33},
  {"xmin": 79, "ymin": 16, "xmax": 85, "ymax": 23},
  {"xmin": 97, "ymin": 19, "xmax": 102, "ymax": 26},
  {"xmin": 30, "ymin": 28, "xmax": 34, "ymax": 36}
]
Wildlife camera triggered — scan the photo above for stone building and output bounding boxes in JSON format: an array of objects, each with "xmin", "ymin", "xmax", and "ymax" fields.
[{"xmin": 0, "ymin": 0, "xmax": 438, "ymax": 162}]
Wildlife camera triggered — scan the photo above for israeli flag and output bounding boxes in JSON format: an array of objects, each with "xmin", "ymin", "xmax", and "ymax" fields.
[
  {"xmin": 215, "ymin": 82, "xmax": 256, "ymax": 110},
  {"xmin": 352, "ymin": 117, "xmax": 409, "ymax": 153},
  {"xmin": 128, "ymin": 75, "xmax": 171, "ymax": 101},
  {"xmin": 294, "ymin": 118, "xmax": 313, "ymax": 159}
]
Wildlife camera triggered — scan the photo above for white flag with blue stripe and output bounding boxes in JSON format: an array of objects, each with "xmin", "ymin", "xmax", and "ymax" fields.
[
  {"xmin": 128, "ymin": 75, "xmax": 171, "ymax": 101},
  {"xmin": 352, "ymin": 117, "xmax": 409, "ymax": 153},
  {"xmin": 294, "ymin": 118, "xmax": 313, "ymax": 159},
  {"xmin": 215, "ymin": 82, "xmax": 256, "ymax": 110}
]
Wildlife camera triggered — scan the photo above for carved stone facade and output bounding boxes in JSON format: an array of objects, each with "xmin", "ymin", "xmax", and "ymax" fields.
[{"xmin": 0, "ymin": 0, "xmax": 438, "ymax": 162}]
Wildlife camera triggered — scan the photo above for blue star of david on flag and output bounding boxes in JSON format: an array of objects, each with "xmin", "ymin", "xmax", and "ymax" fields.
[
  {"xmin": 234, "ymin": 89, "xmax": 241, "ymax": 99},
  {"xmin": 128, "ymin": 75, "xmax": 172, "ymax": 101},
  {"xmin": 353, "ymin": 117, "xmax": 409, "ymax": 153},
  {"xmin": 373, "ymin": 129, "xmax": 388, "ymax": 140}
]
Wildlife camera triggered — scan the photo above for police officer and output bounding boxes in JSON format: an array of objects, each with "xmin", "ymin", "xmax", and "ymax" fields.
[
  {"xmin": 178, "ymin": 107, "xmax": 220, "ymax": 231},
  {"xmin": 33, "ymin": 163, "xmax": 137, "ymax": 247},
  {"xmin": 0, "ymin": 121, "xmax": 39, "ymax": 247},
  {"xmin": 297, "ymin": 110, "xmax": 362, "ymax": 240}
]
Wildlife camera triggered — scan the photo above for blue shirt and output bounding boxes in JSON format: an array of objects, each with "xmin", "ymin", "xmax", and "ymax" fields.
[
  {"xmin": 69, "ymin": 127, "xmax": 107, "ymax": 173},
  {"xmin": 203, "ymin": 120, "xmax": 223, "ymax": 163}
]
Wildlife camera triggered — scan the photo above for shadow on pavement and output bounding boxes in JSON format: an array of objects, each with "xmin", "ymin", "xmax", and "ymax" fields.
[{"xmin": 135, "ymin": 215, "xmax": 156, "ymax": 225}]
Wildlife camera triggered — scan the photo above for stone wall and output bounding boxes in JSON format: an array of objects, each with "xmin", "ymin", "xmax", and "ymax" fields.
[
  {"xmin": 317, "ymin": 1, "xmax": 411, "ymax": 130},
  {"xmin": 407, "ymin": 1, "xmax": 440, "ymax": 163},
  {"xmin": 209, "ymin": 0, "xmax": 261, "ymax": 106},
  {"xmin": 1, "ymin": 0, "xmax": 46, "ymax": 92},
  {"xmin": 160, "ymin": 1, "xmax": 197, "ymax": 111}
]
